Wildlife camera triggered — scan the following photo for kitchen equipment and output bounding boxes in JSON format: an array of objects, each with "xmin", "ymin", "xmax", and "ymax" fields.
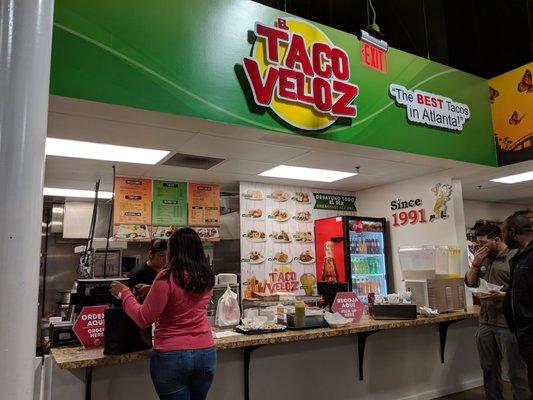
[
  {"xmin": 57, "ymin": 290, "xmax": 71, "ymax": 304},
  {"xmin": 121, "ymin": 255, "xmax": 140, "ymax": 273},
  {"xmin": 56, "ymin": 303, "xmax": 71, "ymax": 320},
  {"xmin": 92, "ymin": 250, "xmax": 121, "ymax": 277},
  {"xmin": 399, "ymin": 245, "xmax": 466, "ymax": 313},
  {"xmin": 215, "ymin": 273, "xmax": 238, "ymax": 285},
  {"xmin": 315, "ymin": 216, "xmax": 392, "ymax": 303},
  {"xmin": 70, "ymin": 278, "xmax": 128, "ymax": 318},
  {"xmin": 398, "ymin": 245, "xmax": 462, "ymax": 280},
  {"xmin": 49, "ymin": 321, "xmax": 79, "ymax": 347},
  {"xmin": 406, "ymin": 278, "xmax": 466, "ymax": 313},
  {"xmin": 286, "ymin": 312, "xmax": 327, "ymax": 329}
]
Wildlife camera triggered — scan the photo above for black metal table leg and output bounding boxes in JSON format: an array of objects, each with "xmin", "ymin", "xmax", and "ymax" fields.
[
  {"xmin": 85, "ymin": 366, "xmax": 93, "ymax": 400},
  {"xmin": 439, "ymin": 319, "xmax": 466, "ymax": 363},
  {"xmin": 357, "ymin": 330, "xmax": 381, "ymax": 381},
  {"xmin": 244, "ymin": 345, "xmax": 263, "ymax": 400}
]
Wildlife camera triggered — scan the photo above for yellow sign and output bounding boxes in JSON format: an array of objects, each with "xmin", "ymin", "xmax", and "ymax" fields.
[{"xmin": 489, "ymin": 62, "xmax": 533, "ymax": 165}]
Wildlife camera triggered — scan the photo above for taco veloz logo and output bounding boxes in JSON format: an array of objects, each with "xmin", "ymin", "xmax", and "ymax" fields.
[{"xmin": 242, "ymin": 18, "xmax": 359, "ymax": 131}]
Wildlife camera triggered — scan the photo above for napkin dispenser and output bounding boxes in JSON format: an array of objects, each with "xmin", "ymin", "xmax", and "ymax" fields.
[{"xmin": 405, "ymin": 278, "xmax": 466, "ymax": 313}]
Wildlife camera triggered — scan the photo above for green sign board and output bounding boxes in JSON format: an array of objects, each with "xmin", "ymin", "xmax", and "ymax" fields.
[
  {"xmin": 314, "ymin": 193, "xmax": 357, "ymax": 212},
  {"xmin": 152, "ymin": 180, "xmax": 187, "ymax": 226},
  {"xmin": 50, "ymin": 0, "xmax": 496, "ymax": 166}
]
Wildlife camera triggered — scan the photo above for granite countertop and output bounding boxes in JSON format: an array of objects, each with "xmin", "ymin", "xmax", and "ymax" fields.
[{"xmin": 50, "ymin": 306, "xmax": 479, "ymax": 370}]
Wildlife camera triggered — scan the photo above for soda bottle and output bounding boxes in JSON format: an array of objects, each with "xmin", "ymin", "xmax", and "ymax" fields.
[{"xmin": 363, "ymin": 277, "xmax": 369, "ymax": 294}]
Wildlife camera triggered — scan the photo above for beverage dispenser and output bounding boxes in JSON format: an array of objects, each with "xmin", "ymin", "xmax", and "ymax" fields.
[{"xmin": 398, "ymin": 245, "xmax": 465, "ymax": 313}]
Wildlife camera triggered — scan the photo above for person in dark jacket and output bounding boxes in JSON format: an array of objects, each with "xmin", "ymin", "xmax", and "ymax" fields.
[
  {"xmin": 503, "ymin": 214, "xmax": 533, "ymax": 396},
  {"xmin": 128, "ymin": 239, "xmax": 168, "ymax": 300}
]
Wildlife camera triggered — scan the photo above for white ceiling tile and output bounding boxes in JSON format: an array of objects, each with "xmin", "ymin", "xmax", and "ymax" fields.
[
  {"xmin": 209, "ymin": 159, "xmax": 275, "ymax": 175},
  {"xmin": 45, "ymin": 157, "xmax": 152, "ymax": 192},
  {"xmin": 178, "ymin": 134, "xmax": 309, "ymax": 163},
  {"xmin": 285, "ymin": 151, "xmax": 443, "ymax": 179},
  {"xmin": 48, "ymin": 112, "xmax": 196, "ymax": 150}
]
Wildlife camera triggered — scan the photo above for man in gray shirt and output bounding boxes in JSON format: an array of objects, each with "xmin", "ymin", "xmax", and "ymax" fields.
[{"xmin": 465, "ymin": 223, "xmax": 530, "ymax": 400}]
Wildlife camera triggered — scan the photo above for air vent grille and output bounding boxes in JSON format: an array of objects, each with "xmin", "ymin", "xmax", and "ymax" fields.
[{"xmin": 162, "ymin": 153, "xmax": 224, "ymax": 170}]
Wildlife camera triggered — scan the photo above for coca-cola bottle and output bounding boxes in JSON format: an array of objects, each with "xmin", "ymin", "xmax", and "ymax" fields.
[{"xmin": 322, "ymin": 241, "xmax": 339, "ymax": 282}]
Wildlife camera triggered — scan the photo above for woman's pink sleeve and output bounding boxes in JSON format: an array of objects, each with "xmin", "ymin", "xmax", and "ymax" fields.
[{"xmin": 120, "ymin": 278, "xmax": 170, "ymax": 329}]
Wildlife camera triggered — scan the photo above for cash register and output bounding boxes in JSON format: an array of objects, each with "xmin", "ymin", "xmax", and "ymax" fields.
[{"xmin": 49, "ymin": 278, "xmax": 128, "ymax": 347}]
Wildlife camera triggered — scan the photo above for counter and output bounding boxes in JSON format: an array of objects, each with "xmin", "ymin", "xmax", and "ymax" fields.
[
  {"xmin": 51, "ymin": 307, "xmax": 479, "ymax": 370},
  {"xmin": 50, "ymin": 307, "xmax": 479, "ymax": 400}
]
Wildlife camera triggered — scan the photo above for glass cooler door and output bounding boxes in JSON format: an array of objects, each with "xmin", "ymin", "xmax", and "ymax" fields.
[{"xmin": 347, "ymin": 218, "xmax": 388, "ymax": 298}]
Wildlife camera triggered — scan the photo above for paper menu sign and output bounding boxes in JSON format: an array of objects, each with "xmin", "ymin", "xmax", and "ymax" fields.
[
  {"xmin": 113, "ymin": 177, "xmax": 152, "ymax": 225},
  {"xmin": 187, "ymin": 183, "xmax": 220, "ymax": 227},
  {"xmin": 152, "ymin": 180, "xmax": 187, "ymax": 226}
]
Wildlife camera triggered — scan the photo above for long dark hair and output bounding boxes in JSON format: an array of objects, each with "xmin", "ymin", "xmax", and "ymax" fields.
[{"xmin": 162, "ymin": 228, "xmax": 215, "ymax": 294}]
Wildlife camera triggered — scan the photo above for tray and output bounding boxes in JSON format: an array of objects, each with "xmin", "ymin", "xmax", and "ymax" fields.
[{"xmin": 234, "ymin": 325, "xmax": 287, "ymax": 335}]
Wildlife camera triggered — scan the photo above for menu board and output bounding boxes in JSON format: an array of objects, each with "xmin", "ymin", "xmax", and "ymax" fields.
[
  {"xmin": 187, "ymin": 183, "xmax": 220, "ymax": 227},
  {"xmin": 152, "ymin": 180, "xmax": 187, "ymax": 226},
  {"xmin": 114, "ymin": 177, "xmax": 152, "ymax": 225}
]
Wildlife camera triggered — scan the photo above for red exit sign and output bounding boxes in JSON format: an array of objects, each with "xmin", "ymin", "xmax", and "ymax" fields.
[{"xmin": 361, "ymin": 42, "xmax": 387, "ymax": 73}]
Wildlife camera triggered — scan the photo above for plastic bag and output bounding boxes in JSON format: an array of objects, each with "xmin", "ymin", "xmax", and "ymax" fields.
[{"xmin": 215, "ymin": 285, "xmax": 240, "ymax": 327}]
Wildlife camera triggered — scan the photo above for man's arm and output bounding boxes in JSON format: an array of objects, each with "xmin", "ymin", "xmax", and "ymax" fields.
[{"xmin": 465, "ymin": 265, "xmax": 480, "ymax": 287}]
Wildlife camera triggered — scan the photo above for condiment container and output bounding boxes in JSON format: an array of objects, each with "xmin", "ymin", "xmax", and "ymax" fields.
[{"xmin": 294, "ymin": 300, "xmax": 305, "ymax": 328}]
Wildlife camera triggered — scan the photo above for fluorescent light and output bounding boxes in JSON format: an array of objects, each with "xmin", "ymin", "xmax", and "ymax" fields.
[
  {"xmin": 490, "ymin": 171, "xmax": 533, "ymax": 184},
  {"xmin": 259, "ymin": 165, "xmax": 357, "ymax": 182},
  {"xmin": 45, "ymin": 138, "xmax": 169, "ymax": 165},
  {"xmin": 43, "ymin": 187, "xmax": 113, "ymax": 199}
]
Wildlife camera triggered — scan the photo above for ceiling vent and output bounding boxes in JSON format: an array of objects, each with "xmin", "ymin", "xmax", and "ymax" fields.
[{"xmin": 162, "ymin": 153, "xmax": 225, "ymax": 170}]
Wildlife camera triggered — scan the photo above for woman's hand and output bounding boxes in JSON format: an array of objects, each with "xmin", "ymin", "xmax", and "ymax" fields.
[
  {"xmin": 134, "ymin": 284, "xmax": 151, "ymax": 300},
  {"xmin": 110, "ymin": 281, "xmax": 127, "ymax": 297}
]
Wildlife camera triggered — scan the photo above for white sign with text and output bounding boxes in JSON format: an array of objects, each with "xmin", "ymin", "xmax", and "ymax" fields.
[{"xmin": 389, "ymin": 84, "xmax": 470, "ymax": 132}]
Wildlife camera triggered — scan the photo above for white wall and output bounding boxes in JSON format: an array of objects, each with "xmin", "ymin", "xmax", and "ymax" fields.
[
  {"xmin": 357, "ymin": 172, "xmax": 468, "ymax": 291},
  {"xmin": 463, "ymin": 200, "xmax": 532, "ymax": 228},
  {"xmin": 49, "ymin": 320, "xmax": 481, "ymax": 400}
]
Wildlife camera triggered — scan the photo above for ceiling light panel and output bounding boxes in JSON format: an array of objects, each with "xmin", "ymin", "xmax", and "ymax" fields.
[
  {"xmin": 259, "ymin": 165, "xmax": 357, "ymax": 182},
  {"xmin": 45, "ymin": 138, "xmax": 169, "ymax": 165}
]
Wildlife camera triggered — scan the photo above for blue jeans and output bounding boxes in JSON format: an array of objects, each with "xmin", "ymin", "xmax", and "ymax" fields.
[{"xmin": 150, "ymin": 347, "xmax": 217, "ymax": 400}]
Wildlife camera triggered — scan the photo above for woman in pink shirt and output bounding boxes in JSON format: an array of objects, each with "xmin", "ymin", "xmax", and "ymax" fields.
[{"xmin": 110, "ymin": 228, "xmax": 216, "ymax": 400}]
